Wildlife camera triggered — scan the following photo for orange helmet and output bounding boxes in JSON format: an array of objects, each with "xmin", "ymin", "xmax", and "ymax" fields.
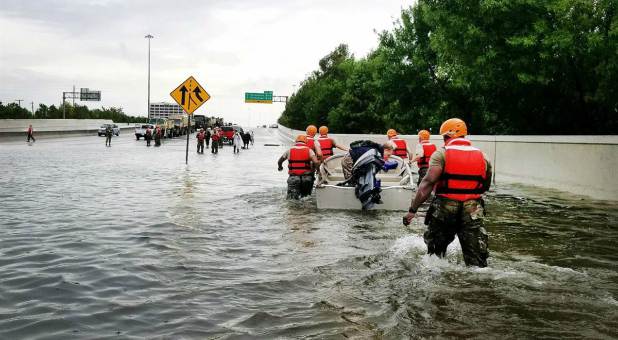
[
  {"xmin": 418, "ymin": 130, "xmax": 430, "ymax": 140},
  {"xmin": 439, "ymin": 118, "xmax": 467, "ymax": 138},
  {"xmin": 295, "ymin": 135, "xmax": 307, "ymax": 144},
  {"xmin": 386, "ymin": 129, "xmax": 397, "ymax": 138},
  {"xmin": 306, "ymin": 125, "xmax": 317, "ymax": 137},
  {"xmin": 319, "ymin": 126, "xmax": 328, "ymax": 136}
]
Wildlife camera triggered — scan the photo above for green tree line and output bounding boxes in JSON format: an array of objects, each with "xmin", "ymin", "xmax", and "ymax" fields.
[
  {"xmin": 279, "ymin": 0, "xmax": 618, "ymax": 134},
  {"xmin": 0, "ymin": 102, "xmax": 148, "ymax": 123}
]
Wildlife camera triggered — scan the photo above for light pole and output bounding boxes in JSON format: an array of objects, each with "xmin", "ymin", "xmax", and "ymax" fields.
[{"xmin": 145, "ymin": 34, "xmax": 154, "ymax": 120}]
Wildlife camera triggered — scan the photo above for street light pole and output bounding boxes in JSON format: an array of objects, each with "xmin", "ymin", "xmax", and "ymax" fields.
[{"xmin": 145, "ymin": 34, "xmax": 154, "ymax": 121}]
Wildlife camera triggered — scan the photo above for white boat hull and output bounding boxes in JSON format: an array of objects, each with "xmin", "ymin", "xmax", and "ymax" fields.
[
  {"xmin": 315, "ymin": 153, "xmax": 416, "ymax": 211},
  {"xmin": 316, "ymin": 185, "xmax": 414, "ymax": 210}
]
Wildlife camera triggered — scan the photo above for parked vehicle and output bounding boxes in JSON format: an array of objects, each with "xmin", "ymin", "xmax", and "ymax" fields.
[
  {"xmin": 148, "ymin": 118, "xmax": 170, "ymax": 138},
  {"xmin": 269, "ymin": 124, "xmax": 278, "ymax": 128},
  {"xmin": 98, "ymin": 124, "xmax": 119, "ymax": 136},
  {"xmin": 194, "ymin": 115, "xmax": 206, "ymax": 130},
  {"xmin": 169, "ymin": 115, "xmax": 189, "ymax": 137},
  {"xmin": 162, "ymin": 119, "xmax": 173, "ymax": 138},
  {"xmin": 135, "ymin": 124, "xmax": 155, "ymax": 140},
  {"xmin": 220, "ymin": 125, "xmax": 244, "ymax": 145}
]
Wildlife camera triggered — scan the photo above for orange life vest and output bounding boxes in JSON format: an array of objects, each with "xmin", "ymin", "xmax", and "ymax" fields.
[
  {"xmin": 417, "ymin": 141, "xmax": 437, "ymax": 168},
  {"xmin": 392, "ymin": 138, "xmax": 408, "ymax": 158},
  {"xmin": 288, "ymin": 142, "xmax": 312, "ymax": 176},
  {"xmin": 435, "ymin": 138, "xmax": 487, "ymax": 202},
  {"xmin": 306, "ymin": 136, "xmax": 316, "ymax": 150},
  {"xmin": 317, "ymin": 136, "xmax": 334, "ymax": 157}
]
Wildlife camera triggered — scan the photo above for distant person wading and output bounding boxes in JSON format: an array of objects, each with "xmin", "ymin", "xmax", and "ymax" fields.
[
  {"xmin": 196, "ymin": 128, "xmax": 206, "ymax": 154},
  {"xmin": 26, "ymin": 124, "xmax": 35, "ymax": 143},
  {"xmin": 105, "ymin": 125, "xmax": 113, "ymax": 147}
]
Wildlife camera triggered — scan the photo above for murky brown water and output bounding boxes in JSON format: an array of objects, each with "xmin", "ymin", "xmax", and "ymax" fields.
[{"xmin": 0, "ymin": 130, "xmax": 616, "ymax": 339}]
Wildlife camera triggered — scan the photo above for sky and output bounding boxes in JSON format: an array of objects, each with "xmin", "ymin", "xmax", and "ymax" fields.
[{"xmin": 0, "ymin": 0, "xmax": 412, "ymax": 126}]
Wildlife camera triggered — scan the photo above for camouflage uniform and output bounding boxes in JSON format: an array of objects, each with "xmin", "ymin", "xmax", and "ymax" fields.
[
  {"xmin": 287, "ymin": 175, "xmax": 314, "ymax": 199},
  {"xmin": 424, "ymin": 197, "xmax": 488, "ymax": 267}
]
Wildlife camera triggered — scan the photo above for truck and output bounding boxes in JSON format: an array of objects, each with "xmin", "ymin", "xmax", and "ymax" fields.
[
  {"xmin": 149, "ymin": 118, "xmax": 169, "ymax": 138},
  {"xmin": 220, "ymin": 125, "xmax": 244, "ymax": 145},
  {"xmin": 135, "ymin": 123, "xmax": 155, "ymax": 140},
  {"xmin": 194, "ymin": 115, "xmax": 207, "ymax": 130},
  {"xmin": 170, "ymin": 115, "xmax": 189, "ymax": 137}
]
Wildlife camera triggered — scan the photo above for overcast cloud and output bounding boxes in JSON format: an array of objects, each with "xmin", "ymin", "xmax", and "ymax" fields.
[{"xmin": 0, "ymin": 0, "xmax": 411, "ymax": 125}]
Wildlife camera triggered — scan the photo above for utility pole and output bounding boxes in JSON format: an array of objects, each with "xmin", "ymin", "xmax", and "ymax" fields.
[
  {"xmin": 15, "ymin": 99, "xmax": 24, "ymax": 107},
  {"xmin": 31, "ymin": 102, "xmax": 35, "ymax": 116},
  {"xmin": 145, "ymin": 34, "xmax": 154, "ymax": 120},
  {"xmin": 72, "ymin": 85, "xmax": 76, "ymax": 107}
]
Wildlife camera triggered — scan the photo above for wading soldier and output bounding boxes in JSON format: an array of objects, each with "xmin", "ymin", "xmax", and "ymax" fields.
[
  {"xmin": 411, "ymin": 130, "xmax": 437, "ymax": 186},
  {"xmin": 403, "ymin": 118, "xmax": 492, "ymax": 267},
  {"xmin": 277, "ymin": 135, "xmax": 320, "ymax": 199}
]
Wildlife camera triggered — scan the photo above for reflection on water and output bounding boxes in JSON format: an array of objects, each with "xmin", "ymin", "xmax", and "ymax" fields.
[{"xmin": 0, "ymin": 131, "xmax": 616, "ymax": 339}]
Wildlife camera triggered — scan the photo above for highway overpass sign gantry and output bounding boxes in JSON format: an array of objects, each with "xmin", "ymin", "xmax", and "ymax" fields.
[{"xmin": 170, "ymin": 76, "xmax": 210, "ymax": 115}]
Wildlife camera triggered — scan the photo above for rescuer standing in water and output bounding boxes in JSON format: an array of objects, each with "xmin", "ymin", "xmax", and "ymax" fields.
[
  {"xmin": 316, "ymin": 126, "xmax": 348, "ymax": 160},
  {"xmin": 403, "ymin": 118, "xmax": 493, "ymax": 267},
  {"xmin": 411, "ymin": 130, "xmax": 437, "ymax": 185},
  {"xmin": 386, "ymin": 129, "xmax": 413, "ymax": 162},
  {"xmin": 277, "ymin": 135, "xmax": 320, "ymax": 199}
]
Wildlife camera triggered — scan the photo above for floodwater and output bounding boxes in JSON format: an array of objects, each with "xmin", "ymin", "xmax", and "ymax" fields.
[{"xmin": 0, "ymin": 129, "xmax": 616, "ymax": 339}]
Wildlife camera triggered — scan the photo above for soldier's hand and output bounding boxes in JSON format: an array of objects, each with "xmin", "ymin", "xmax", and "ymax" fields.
[
  {"xmin": 402, "ymin": 212, "xmax": 415, "ymax": 226},
  {"xmin": 278, "ymin": 165, "xmax": 283, "ymax": 172}
]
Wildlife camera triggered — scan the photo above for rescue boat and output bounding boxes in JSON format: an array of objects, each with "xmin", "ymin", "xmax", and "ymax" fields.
[{"xmin": 315, "ymin": 154, "xmax": 416, "ymax": 210}]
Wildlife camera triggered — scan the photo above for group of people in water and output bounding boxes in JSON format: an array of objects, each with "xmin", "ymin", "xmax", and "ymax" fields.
[
  {"xmin": 278, "ymin": 118, "xmax": 493, "ymax": 267},
  {"xmin": 195, "ymin": 127, "xmax": 254, "ymax": 154}
]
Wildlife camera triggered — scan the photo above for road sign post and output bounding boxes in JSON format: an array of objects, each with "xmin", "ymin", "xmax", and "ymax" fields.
[
  {"xmin": 186, "ymin": 114, "xmax": 191, "ymax": 164},
  {"xmin": 170, "ymin": 76, "xmax": 210, "ymax": 165}
]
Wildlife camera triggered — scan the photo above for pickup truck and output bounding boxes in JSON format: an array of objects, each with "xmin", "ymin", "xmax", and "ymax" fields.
[{"xmin": 135, "ymin": 124, "xmax": 155, "ymax": 140}]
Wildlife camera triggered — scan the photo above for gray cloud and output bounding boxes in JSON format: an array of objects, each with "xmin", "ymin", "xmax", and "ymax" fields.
[{"xmin": 1, "ymin": 0, "xmax": 411, "ymax": 125}]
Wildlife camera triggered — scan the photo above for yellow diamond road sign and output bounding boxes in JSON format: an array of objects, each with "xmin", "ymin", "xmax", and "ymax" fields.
[{"xmin": 170, "ymin": 76, "xmax": 210, "ymax": 114}]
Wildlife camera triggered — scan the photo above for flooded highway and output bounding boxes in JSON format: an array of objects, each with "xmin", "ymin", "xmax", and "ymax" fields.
[{"xmin": 1, "ymin": 129, "xmax": 617, "ymax": 339}]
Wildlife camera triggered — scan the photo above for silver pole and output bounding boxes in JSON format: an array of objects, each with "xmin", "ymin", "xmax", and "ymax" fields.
[{"xmin": 145, "ymin": 34, "xmax": 154, "ymax": 121}]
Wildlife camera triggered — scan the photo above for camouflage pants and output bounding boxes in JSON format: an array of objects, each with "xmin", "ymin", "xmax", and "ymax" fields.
[
  {"xmin": 417, "ymin": 167, "xmax": 428, "ymax": 186},
  {"xmin": 424, "ymin": 197, "xmax": 488, "ymax": 267},
  {"xmin": 287, "ymin": 175, "xmax": 314, "ymax": 199}
]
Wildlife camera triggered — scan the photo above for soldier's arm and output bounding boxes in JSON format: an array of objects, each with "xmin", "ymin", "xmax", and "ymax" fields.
[
  {"xmin": 309, "ymin": 150, "xmax": 321, "ymax": 169},
  {"xmin": 407, "ymin": 145, "xmax": 414, "ymax": 161},
  {"xmin": 410, "ymin": 165, "xmax": 442, "ymax": 212},
  {"xmin": 313, "ymin": 143, "xmax": 323, "ymax": 160},
  {"xmin": 410, "ymin": 144, "xmax": 422, "ymax": 163},
  {"xmin": 483, "ymin": 157, "xmax": 493, "ymax": 191},
  {"xmin": 277, "ymin": 151, "xmax": 288, "ymax": 170},
  {"xmin": 333, "ymin": 139, "xmax": 348, "ymax": 151}
]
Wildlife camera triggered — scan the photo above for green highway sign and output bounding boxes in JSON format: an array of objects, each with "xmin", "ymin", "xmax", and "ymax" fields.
[{"xmin": 245, "ymin": 91, "xmax": 273, "ymax": 104}]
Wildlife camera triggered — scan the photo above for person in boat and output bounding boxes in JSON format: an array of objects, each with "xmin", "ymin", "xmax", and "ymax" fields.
[
  {"xmin": 341, "ymin": 141, "xmax": 396, "ymax": 181},
  {"xmin": 410, "ymin": 130, "xmax": 437, "ymax": 185},
  {"xmin": 305, "ymin": 125, "xmax": 323, "ymax": 160},
  {"xmin": 386, "ymin": 129, "xmax": 413, "ymax": 162},
  {"xmin": 316, "ymin": 125, "xmax": 348, "ymax": 160},
  {"xmin": 403, "ymin": 118, "xmax": 493, "ymax": 267},
  {"xmin": 339, "ymin": 140, "xmax": 397, "ymax": 209},
  {"xmin": 277, "ymin": 135, "xmax": 320, "ymax": 199}
]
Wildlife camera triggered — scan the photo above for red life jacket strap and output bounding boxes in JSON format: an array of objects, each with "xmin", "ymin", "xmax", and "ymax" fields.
[{"xmin": 436, "ymin": 172, "xmax": 485, "ymax": 194}]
